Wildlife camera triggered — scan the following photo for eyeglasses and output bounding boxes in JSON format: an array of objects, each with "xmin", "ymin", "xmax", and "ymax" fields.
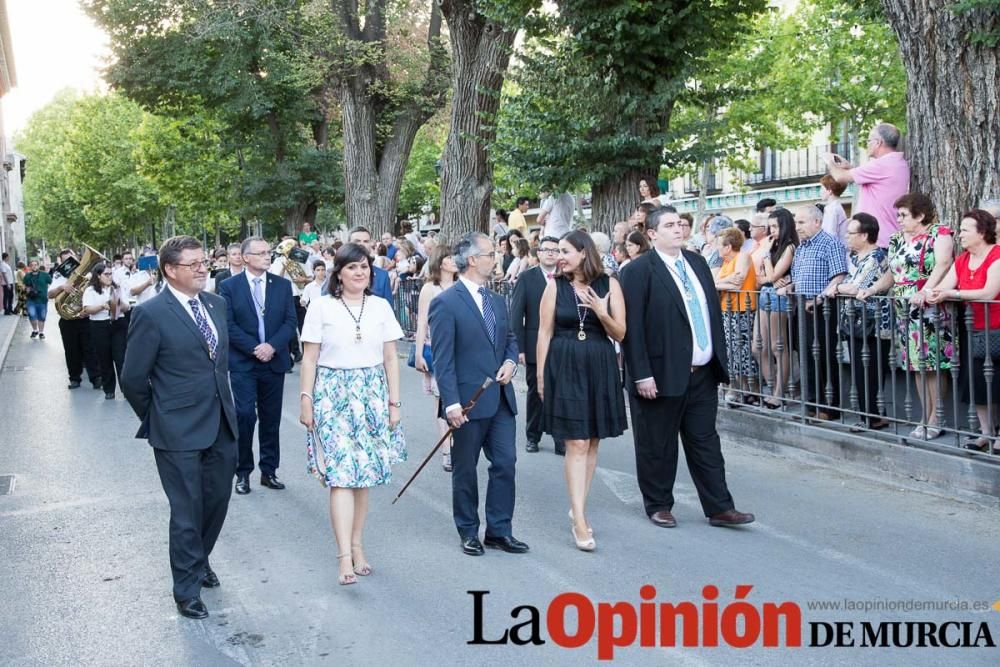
[
  {"xmin": 538, "ymin": 248, "xmax": 559, "ymax": 254},
  {"xmin": 174, "ymin": 260, "xmax": 212, "ymax": 271},
  {"xmin": 243, "ymin": 250, "xmax": 271, "ymax": 257}
]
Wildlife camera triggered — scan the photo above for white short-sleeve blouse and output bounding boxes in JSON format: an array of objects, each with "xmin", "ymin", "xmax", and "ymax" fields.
[{"xmin": 301, "ymin": 294, "xmax": 404, "ymax": 368}]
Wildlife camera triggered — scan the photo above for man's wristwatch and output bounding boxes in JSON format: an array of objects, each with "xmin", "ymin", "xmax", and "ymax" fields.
[{"xmin": 389, "ymin": 401, "xmax": 401, "ymax": 408}]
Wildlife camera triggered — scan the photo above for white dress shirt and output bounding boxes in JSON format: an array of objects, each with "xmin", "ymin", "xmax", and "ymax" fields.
[
  {"xmin": 655, "ymin": 248, "xmax": 713, "ymax": 367},
  {"xmin": 166, "ymin": 283, "xmax": 219, "ymax": 341},
  {"xmin": 128, "ymin": 270, "xmax": 161, "ymax": 306}
]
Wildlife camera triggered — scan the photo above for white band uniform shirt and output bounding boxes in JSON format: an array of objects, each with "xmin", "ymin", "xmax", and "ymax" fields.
[
  {"xmin": 655, "ymin": 248, "xmax": 714, "ymax": 367},
  {"xmin": 165, "ymin": 283, "xmax": 219, "ymax": 342},
  {"xmin": 300, "ymin": 281, "xmax": 323, "ymax": 308},
  {"xmin": 128, "ymin": 270, "xmax": 162, "ymax": 306},
  {"xmin": 82, "ymin": 285, "xmax": 130, "ymax": 322},
  {"xmin": 300, "ymin": 294, "xmax": 403, "ymax": 368},
  {"xmin": 269, "ymin": 255, "xmax": 310, "ymax": 297}
]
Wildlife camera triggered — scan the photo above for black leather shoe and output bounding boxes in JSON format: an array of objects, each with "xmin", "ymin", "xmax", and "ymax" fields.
[
  {"xmin": 68, "ymin": 380, "xmax": 81, "ymax": 389},
  {"xmin": 104, "ymin": 392, "xmax": 115, "ymax": 400},
  {"xmin": 91, "ymin": 379, "xmax": 103, "ymax": 390},
  {"xmin": 554, "ymin": 441, "xmax": 566, "ymax": 456},
  {"xmin": 235, "ymin": 475, "xmax": 251, "ymax": 495},
  {"xmin": 293, "ymin": 352, "xmax": 303, "ymax": 363},
  {"xmin": 202, "ymin": 566, "xmax": 220, "ymax": 588},
  {"xmin": 260, "ymin": 473, "xmax": 285, "ymax": 490},
  {"xmin": 525, "ymin": 440, "xmax": 539, "ymax": 453},
  {"xmin": 483, "ymin": 535, "xmax": 530, "ymax": 553},
  {"xmin": 175, "ymin": 596, "xmax": 209, "ymax": 619},
  {"xmin": 461, "ymin": 536, "xmax": 485, "ymax": 556}
]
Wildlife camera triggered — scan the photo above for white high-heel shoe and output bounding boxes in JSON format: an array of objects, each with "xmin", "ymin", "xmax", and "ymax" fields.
[
  {"xmin": 572, "ymin": 525, "xmax": 596, "ymax": 552},
  {"xmin": 568, "ymin": 509, "xmax": 593, "ymax": 535}
]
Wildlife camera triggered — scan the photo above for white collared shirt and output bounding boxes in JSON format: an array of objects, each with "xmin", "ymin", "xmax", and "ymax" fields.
[
  {"xmin": 459, "ymin": 275, "xmax": 486, "ymax": 315},
  {"xmin": 654, "ymin": 248, "xmax": 714, "ymax": 367},
  {"xmin": 166, "ymin": 283, "xmax": 219, "ymax": 341},
  {"xmin": 245, "ymin": 269, "xmax": 268, "ymax": 310}
]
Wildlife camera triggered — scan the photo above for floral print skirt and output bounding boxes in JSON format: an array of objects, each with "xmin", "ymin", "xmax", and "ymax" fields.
[
  {"xmin": 893, "ymin": 287, "xmax": 955, "ymax": 372},
  {"xmin": 306, "ymin": 365, "xmax": 407, "ymax": 488},
  {"xmin": 723, "ymin": 310, "xmax": 759, "ymax": 378}
]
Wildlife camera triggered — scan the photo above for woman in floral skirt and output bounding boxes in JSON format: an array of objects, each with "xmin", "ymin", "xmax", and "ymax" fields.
[{"xmin": 299, "ymin": 243, "xmax": 406, "ymax": 585}]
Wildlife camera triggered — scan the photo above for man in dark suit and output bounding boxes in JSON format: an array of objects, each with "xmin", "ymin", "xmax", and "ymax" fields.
[
  {"xmin": 430, "ymin": 232, "xmax": 529, "ymax": 557},
  {"xmin": 217, "ymin": 237, "xmax": 298, "ymax": 495},
  {"xmin": 210, "ymin": 243, "xmax": 244, "ymax": 290},
  {"xmin": 620, "ymin": 206, "xmax": 755, "ymax": 529},
  {"xmin": 120, "ymin": 235, "xmax": 239, "ymax": 620},
  {"xmin": 509, "ymin": 235, "xmax": 565, "ymax": 454},
  {"xmin": 347, "ymin": 226, "xmax": 394, "ymax": 302}
]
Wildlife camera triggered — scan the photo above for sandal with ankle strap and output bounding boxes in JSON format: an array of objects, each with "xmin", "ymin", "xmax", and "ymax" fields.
[
  {"xmin": 337, "ymin": 553, "xmax": 357, "ymax": 585},
  {"xmin": 351, "ymin": 544, "xmax": 372, "ymax": 576}
]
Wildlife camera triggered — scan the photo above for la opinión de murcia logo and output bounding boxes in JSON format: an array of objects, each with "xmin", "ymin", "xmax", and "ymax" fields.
[{"xmin": 468, "ymin": 586, "xmax": 998, "ymax": 660}]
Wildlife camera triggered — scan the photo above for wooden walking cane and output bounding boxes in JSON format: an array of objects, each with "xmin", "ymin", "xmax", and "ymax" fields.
[{"xmin": 392, "ymin": 377, "xmax": 494, "ymax": 504}]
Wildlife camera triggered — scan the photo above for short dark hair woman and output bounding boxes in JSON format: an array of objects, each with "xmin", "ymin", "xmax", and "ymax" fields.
[
  {"xmin": 927, "ymin": 209, "xmax": 1000, "ymax": 452},
  {"xmin": 536, "ymin": 230, "xmax": 627, "ymax": 551},
  {"xmin": 298, "ymin": 242, "xmax": 406, "ymax": 585},
  {"xmin": 81, "ymin": 262, "xmax": 130, "ymax": 399}
]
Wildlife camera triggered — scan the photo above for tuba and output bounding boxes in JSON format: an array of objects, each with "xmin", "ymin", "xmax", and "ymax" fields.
[
  {"xmin": 275, "ymin": 238, "xmax": 310, "ymax": 286},
  {"xmin": 54, "ymin": 244, "xmax": 107, "ymax": 319}
]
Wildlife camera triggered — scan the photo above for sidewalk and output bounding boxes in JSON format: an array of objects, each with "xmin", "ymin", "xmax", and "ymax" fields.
[{"xmin": 0, "ymin": 313, "xmax": 21, "ymax": 372}]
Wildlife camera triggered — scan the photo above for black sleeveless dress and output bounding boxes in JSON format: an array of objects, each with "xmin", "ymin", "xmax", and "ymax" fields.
[{"xmin": 542, "ymin": 275, "xmax": 628, "ymax": 440}]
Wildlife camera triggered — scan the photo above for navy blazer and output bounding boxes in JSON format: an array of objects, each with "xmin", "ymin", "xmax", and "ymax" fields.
[
  {"xmin": 120, "ymin": 288, "xmax": 238, "ymax": 450},
  {"xmin": 218, "ymin": 271, "xmax": 297, "ymax": 373},
  {"xmin": 372, "ymin": 266, "xmax": 393, "ymax": 303},
  {"xmin": 429, "ymin": 280, "xmax": 519, "ymax": 420}
]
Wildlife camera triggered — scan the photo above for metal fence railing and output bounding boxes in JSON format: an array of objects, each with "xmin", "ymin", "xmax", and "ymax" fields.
[{"xmin": 392, "ymin": 276, "xmax": 1000, "ymax": 460}]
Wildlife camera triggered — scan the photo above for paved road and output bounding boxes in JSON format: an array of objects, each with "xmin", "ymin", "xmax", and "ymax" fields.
[{"xmin": 1, "ymin": 318, "xmax": 998, "ymax": 666}]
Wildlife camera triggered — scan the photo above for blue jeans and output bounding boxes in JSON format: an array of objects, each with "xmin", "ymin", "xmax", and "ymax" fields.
[
  {"xmin": 759, "ymin": 286, "xmax": 792, "ymax": 313},
  {"xmin": 26, "ymin": 301, "xmax": 48, "ymax": 321}
]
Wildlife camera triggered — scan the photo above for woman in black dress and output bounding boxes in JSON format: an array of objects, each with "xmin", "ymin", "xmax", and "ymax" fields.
[{"xmin": 536, "ymin": 230, "xmax": 627, "ymax": 551}]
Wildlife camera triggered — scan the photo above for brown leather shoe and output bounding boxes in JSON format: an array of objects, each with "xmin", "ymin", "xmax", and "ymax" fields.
[
  {"xmin": 709, "ymin": 509, "xmax": 755, "ymax": 527},
  {"xmin": 649, "ymin": 510, "xmax": 677, "ymax": 528}
]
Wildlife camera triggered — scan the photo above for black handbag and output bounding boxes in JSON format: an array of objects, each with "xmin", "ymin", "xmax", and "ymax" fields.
[
  {"xmin": 838, "ymin": 301, "xmax": 875, "ymax": 338},
  {"xmin": 970, "ymin": 330, "xmax": 1000, "ymax": 359},
  {"xmin": 407, "ymin": 342, "xmax": 434, "ymax": 373}
]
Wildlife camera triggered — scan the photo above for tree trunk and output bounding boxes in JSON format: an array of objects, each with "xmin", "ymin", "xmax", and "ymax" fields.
[
  {"xmin": 590, "ymin": 168, "xmax": 645, "ymax": 234},
  {"xmin": 880, "ymin": 0, "xmax": 1000, "ymax": 226},
  {"xmin": 339, "ymin": 78, "xmax": 383, "ymax": 233},
  {"xmin": 438, "ymin": 0, "xmax": 518, "ymax": 240},
  {"xmin": 695, "ymin": 159, "xmax": 711, "ymax": 224},
  {"xmin": 335, "ymin": 0, "xmax": 448, "ymax": 236}
]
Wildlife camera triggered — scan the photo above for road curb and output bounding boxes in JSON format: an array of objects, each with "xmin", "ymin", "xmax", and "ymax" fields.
[
  {"xmin": 0, "ymin": 316, "xmax": 20, "ymax": 376},
  {"xmin": 719, "ymin": 407, "xmax": 1000, "ymax": 510}
]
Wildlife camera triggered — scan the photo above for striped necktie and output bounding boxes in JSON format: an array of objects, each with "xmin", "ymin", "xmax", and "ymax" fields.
[
  {"xmin": 188, "ymin": 298, "xmax": 218, "ymax": 359},
  {"xmin": 478, "ymin": 285, "xmax": 496, "ymax": 344}
]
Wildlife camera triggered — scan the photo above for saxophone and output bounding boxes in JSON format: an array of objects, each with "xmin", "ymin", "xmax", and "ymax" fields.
[
  {"xmin": 54, "ymin": 244, "xmax": 107, "ymax": 319},
  {"xmin": 275, "ymin": 238, "xmax": 310, "ymax": 287}
]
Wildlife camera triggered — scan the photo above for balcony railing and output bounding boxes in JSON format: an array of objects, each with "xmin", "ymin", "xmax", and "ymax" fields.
[{"xmin": 739, "ymin": 143, "xmax": 857, "ymax": 187}]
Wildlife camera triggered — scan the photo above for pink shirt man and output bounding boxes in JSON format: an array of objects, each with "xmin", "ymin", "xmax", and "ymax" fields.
[{"xmin": 851, "ymin": 151, "xmax": 910, "ymax": 248}]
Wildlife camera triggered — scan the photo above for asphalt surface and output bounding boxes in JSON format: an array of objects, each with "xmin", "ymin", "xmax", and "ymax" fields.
[{"xmin": 1, "ymin": 316, "xmax": 998, "ymax": 666}]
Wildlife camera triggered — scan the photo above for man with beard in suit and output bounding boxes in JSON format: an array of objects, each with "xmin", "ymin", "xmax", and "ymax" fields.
[{"xmin": 510, "ymin": 235, "xmax": 565, "ymax": 455}]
